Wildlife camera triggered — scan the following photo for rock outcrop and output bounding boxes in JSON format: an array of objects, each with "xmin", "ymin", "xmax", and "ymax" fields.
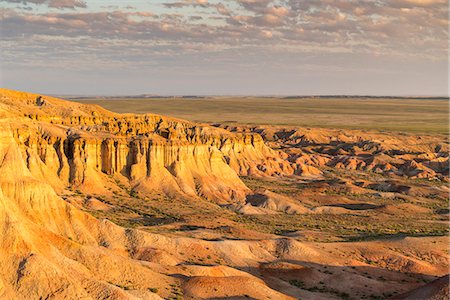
[
  {"xmin": 0, "ymin": 88, "xmax": 292, "ymax": 204},
  {"xmin": 217, "ymin": 124, "xmax": 449, "ymax": 180}
]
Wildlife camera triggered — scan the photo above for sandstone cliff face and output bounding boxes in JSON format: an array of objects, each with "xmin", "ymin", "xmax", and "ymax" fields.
[
  {"xmin": 0, "ymin": 125, "xmax": 190, "ymax": 299},
  {"xmin": 0, "ymin": 88, "xmax": 292, "ymax": 204}
]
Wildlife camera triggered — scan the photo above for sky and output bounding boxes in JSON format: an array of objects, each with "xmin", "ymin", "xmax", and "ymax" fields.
[{"xmin": 0, "ymin": 0, "xmax": 448, "ymax": 96}]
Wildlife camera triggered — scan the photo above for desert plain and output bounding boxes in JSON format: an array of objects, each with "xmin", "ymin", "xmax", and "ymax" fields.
[{"xmin": 0, "ymin": 89, "xmax": 448, "ymax": 299}]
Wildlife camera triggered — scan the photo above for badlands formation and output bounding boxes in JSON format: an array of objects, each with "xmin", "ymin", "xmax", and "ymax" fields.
[{"xmin": 0, "ymin": 88, "xmax": 448, "ymax": 299}]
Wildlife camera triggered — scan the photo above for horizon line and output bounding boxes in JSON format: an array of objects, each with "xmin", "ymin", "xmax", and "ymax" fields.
[{"xmin": 61, "ymin": 94, "xmax": 450, "ymax": 100}]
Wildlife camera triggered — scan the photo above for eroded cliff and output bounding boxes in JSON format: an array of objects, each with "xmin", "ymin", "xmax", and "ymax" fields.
[{"xmin": 1, "ymin": 88, "xmax": 291, "ymax": 204}]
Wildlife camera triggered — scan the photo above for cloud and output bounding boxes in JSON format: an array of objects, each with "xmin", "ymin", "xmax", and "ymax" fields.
[
  {"xmin": 1, "ymin": 0, "xmax": 86, "ymax": 9},
  {"xmin": 163, "ymin": 0, "xmax": 210, "ymax": 9},
  {"xmin": 1, "ymin": 0, "xmax": 447, "ymax": 95},
  {"xmin": 1, "ymin": 0, "xmax": 447, "ymax": 59}
]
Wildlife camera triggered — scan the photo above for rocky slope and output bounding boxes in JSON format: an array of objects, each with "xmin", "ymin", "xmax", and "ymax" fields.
[{"xmin": 394, "ymin": 275, "xmax": 449, "ymax": 300}]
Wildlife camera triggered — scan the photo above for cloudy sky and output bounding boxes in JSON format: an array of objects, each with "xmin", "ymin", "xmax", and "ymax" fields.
[{"xmin": 1, "ymin": 0, "xmax": 448, "ymax": 95}]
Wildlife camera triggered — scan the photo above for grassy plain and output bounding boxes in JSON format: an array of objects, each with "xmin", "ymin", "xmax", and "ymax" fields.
[{"xmin": 74, "ymin": 97, "xmax": 449, "ymax": 134}]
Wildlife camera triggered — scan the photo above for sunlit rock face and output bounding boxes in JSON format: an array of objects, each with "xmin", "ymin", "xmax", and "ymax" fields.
[
  {"xmin": 0, "ymin": 88, "xmax": 294, "ymax": 204},
  {"xmin": 218, "ymin": 123, "xmax": 449, "ymax": 181}
]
